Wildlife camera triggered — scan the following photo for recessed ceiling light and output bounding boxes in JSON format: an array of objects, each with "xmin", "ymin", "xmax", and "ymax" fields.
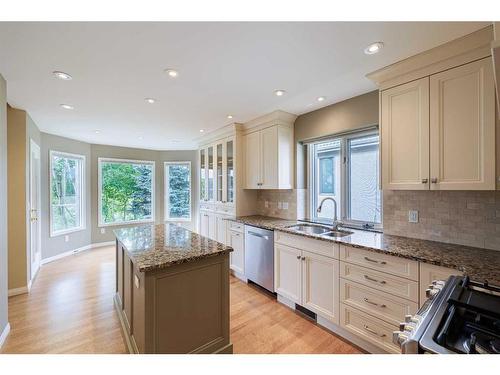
[
  {"xmin": 60, "ymin": 104, "xmax": 74, "ymax": 110},
  {"xmin": 145, "ymin": 98, "xmax": 156, "ymax": 104},
  {"xmin": 227, "ymin": 115, "xmax": 233, "ymax": 119},
  {"xmin": 199, "ymin": 129, "xmax": 204, "ymax": 133},
  {"xmin": 53, "ymin": 71, "xmax": 72, "ymax": 80},
  {"xmin": 364, "ymin": 42, "xmax": 384, "ymax": 55},
  {"xmin": 164, "ymin": 69, "xmax": 179, "ymax": 78},
  {"xmin": 317, "ymin": 96, "xmax": 326, "ymax": 102},
  {"xmin": 138, "ymin": 136, "xmax": 143, "ymax": 140},
  {"xmin": 95, "ymin": 130, "xmax": 100, "ymax": 134},
  {"xmin": 274, "ymin": 89, "xmax": 286, "ymax": 97}
]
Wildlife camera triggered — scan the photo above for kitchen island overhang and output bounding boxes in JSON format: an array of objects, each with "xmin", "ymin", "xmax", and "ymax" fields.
[{"xmin": 114, "ymin": 223, "xmax": 233, "ymax": 354}]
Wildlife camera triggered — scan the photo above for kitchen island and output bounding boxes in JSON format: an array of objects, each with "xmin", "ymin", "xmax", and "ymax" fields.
[{"xmin": 114, "ymin": 223, "xmax": 233, "ymax": 354}]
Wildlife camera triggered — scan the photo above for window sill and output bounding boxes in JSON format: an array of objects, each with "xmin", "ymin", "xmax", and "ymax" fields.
[
  {"xmin": 98, "ymin": 219, "xmax": 155, "ymax": 228},
  {"xmin": 165, "ymin": 218, "xmax": 192, "ymax": 223},
  {"xmin": 50, "ymin": 226, "xmax": 87, "ymax": 238}
]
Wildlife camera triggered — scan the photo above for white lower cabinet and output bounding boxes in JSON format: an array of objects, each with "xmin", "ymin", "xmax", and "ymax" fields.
[
  {"xmin": 228, "ymin": 229, "xmax": 245, "ymax": 275},
  {"xmin": 302, "ymin": 251, "xmax": 339, "ymax": 323},
  {"xmin": 419, "ymin": 263, "xmax": 461, "ymax": 306},
  {"xmin": 274, "ymin": 243, "xmax": 339, "ymax": 324},
  {"xmin": 274, "ymin": 243, "xmax": 302, "ymax": 304},
  {"xmin": 216, "ymin": 215, "xmax": 227, "ymax": 245}
]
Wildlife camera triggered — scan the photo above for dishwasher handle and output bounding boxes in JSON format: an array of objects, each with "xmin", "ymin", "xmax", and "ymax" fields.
[{"xmin": 247, "ymin": 230, "xmax": 270, "ymax": 241}]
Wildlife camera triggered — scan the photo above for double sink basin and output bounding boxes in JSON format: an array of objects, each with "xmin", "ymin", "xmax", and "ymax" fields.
[{"xmin": 286, "ymin": 223, "xmax": 353, "ymax": 238}]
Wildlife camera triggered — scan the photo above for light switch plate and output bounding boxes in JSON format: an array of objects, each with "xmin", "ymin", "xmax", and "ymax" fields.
[
  {"xmin": 408, "ymin": 210, "xmax": 419, "ymax": 223},
  {"xmin": 101, "ymin": 228, "xmax": 106, "ymax": 234},
  {"xmin": 283, "ymin": 202, "xmax": 289, "ymax": 210},
  {"xmin": 265, "ymin": 201, "xmax": 269, "ymax": 208},
  {"xmin": 278, "ymin": 202, "xmax": 283, "ymax": 209}
]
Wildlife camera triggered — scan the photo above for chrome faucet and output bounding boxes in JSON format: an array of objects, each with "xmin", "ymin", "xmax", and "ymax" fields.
[{"xmin": 317, "ymin": 197, "xmax": 340, "ymax": 231}]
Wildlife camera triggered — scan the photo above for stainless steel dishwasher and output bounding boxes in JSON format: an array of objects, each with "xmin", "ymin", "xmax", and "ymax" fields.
[{"xmin": 244, "ymin": 225, "xmax": 274, "ymax": 293}]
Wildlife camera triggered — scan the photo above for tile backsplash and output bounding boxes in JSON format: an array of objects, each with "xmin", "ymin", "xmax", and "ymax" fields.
[
  {"xmin": 383, "ymin": 190, "xmax": 500, "ymax": 250},
  {"xmin": 256, "ymin": 189, "xmax": 307, "ymax": 220}
]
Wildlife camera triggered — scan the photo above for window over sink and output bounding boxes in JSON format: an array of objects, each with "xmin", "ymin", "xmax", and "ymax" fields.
[{"xmin": 309, "ymin": 129, "xmax": 382, "ymax": 229}]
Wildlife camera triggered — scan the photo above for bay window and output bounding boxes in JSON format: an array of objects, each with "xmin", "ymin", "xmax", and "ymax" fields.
[{"xmin": 50, "ymin": 151, "xmax": 85, "ymax": 236}]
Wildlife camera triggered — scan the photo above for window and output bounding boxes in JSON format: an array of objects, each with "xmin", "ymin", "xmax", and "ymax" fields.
[
  {"xmin": 309, "ymin": 130, "xmax": 381, "ymax": 229},
  {"xmin": 50, "ymin": 151, "xmax": 85, "ymax": 236},
  {"xmin": 164, "ymin": 162, "xmax": 191, "ymax": 221},
  {"xmin": 98, "ymin": 158, "xmax": 155, "ymax": 226}
]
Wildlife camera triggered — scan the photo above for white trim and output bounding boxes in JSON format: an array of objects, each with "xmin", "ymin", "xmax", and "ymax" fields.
[
  {"xmin": 41, "ymin": 241, "xmax": 115, "ymax": 265},
  {"xmin": 49, "ymin": 150, "xmax": 86, "ymax": 237},
  {"xmin": 97, "ymin": 157, "xmax": 156, "ymax": 227},
  {"xmin": 29, "ymin": 139, "xmax": 42, "ymax": 286},
  {"xmin": 164, "ymin": 161, "xmax": 192, "ymax": 222},
  {"xmin": 0, "ymin": 323, "xmax": 11, "ymax": 348},
  {"xmin": 8, "ymin": 286, "xmax": 29, "ymax": 297}
]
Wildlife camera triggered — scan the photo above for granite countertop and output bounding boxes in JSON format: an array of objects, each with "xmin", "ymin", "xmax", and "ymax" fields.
[
  {"xmin": 114, "ymin": 223, "xmax": 232, "ymax": 273},
  {"xmin": 231, "ymin": 215, "xmax": 500, "ymax": 286}
]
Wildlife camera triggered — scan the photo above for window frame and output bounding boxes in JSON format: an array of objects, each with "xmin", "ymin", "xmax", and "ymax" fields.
[
  {"xmin": 49, "ymin": 150, "xmax": 86, "ymax": 237},
  {"xmin": 164, "ymin": 161, "xmax": 192, "ymax": 222},
  {"xmin": 97, "ymin": 157, "xmax": 156, "ymax": 227},
  {"xmin": 308, "ymin": 128, "xmax": 382, "ymax": 230}
]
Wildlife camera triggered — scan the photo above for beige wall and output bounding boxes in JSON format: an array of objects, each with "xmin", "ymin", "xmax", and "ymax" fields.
[
  {"xmin": 7, "ymin": 106, "xmax": 28, "ymax": 290},
  {"xmin": 0, "ymin": 75, "xmax": 8, "ymax": 337}
]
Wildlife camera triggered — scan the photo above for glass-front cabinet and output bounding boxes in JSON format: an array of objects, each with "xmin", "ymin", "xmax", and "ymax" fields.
[{"xmin": 199, "ymin": 137, "xmax": 235, "ymax": 206}]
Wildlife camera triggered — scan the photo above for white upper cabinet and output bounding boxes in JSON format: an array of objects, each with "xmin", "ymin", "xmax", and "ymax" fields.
[
  {"xmin": 380, "ymin": 58, "xmax": 496, "ymax": 191},
  {"xmin": 381, "ymin": 77, "xmax": 430, "ymax": 190},
  {"xmin": 244, "ymin": 124, "xmax": 294, "ymax": 189},
  {"xmin": 429, "ymin": 58, "xmax": 495, "ymax": 190}
]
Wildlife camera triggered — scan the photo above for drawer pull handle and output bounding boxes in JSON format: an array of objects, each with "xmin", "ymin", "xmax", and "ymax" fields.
[
  {"xmin": 363, "ymin": 297, "xmax": 386, "ymax": 308},
  {"xmin": 364, "ymin": 275, "xmax": 387, "ymax": 285},
  {"xmin": 364, "ymin": 256, "xmax": 386, "ymax": 265},
  {"xmin": 363, "ymin": 324, "xmax": 386, "ymax": 338}
]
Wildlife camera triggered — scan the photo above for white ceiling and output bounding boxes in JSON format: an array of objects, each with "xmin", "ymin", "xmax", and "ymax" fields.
[{"xmin": 0, "ymin": 22, "xmax": 489, "ymax": 150}]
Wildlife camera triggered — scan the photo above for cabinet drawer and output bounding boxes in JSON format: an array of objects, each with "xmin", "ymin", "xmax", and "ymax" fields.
[
  {"xmin": 340, "ymin": 279, "xmax": 418, "ymax": 326},
  {"xmin": 340, "ymin": 262, "xmax": 418, "ymax": 302},
  {"xmin": 340, "ymin": 245, "xmax": 418, "ymax": 281},
  {"xmin": 275, "ymin": 231, "xmax": 339, "ymax": 259},
  {"xmin": 216, "ymin": 204, "xmax": 235, "ymax": 215},
  {"xmin": 200, "ymin": 202, "xmax": 214, "ymax": 211},
  {"xmin": 340, "ymin": 304, "xmax": 400, "ymax": 353},
  {"xmin": 228, "ymin": 221, "xmax": 244, "ymax": 233}
]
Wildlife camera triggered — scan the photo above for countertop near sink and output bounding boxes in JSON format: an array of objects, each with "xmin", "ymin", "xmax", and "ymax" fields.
[{"xmin": 230, "ymin": 215, "xmax": 500, "ymax": 286}]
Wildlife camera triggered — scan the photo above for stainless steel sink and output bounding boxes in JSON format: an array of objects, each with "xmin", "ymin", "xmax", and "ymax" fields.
[
  {"xmin": 286, "ymin": 224, "xmax": 332, "ymax": 235},
  {"xmin": 321, "ymin": 230, "xmax": 353, "ymax": 238},
  {"xmin": 287, "ymin": 223, "xmax": 353, "ymax": 238}
]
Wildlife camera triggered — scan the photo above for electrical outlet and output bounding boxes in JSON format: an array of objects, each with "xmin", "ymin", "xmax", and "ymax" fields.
[
  {"xmin": 283, "ymin": 202, "xmax": 289, "ymax": 210},
  {"xmin": 264, "ymin": 201, "xmax": 269, "ymax": 208},
  {"xmin": 278, "ymin": 201, "xmax": 283, "ymax": 209},
  {"xmin": 64, "ymin": 235, "xmax": 69, "ymax": 242},
  {"xmin": 100, "ymin": 228, "xmax": 106, "ymax": 234},
  {"xmin": 408, "ymin": 210, "xmax": 419, "ymax": 223}
]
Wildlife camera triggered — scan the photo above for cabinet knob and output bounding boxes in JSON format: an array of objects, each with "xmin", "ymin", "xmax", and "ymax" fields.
[
  {"xmin": 421, "ymin": 178, "xmax": 428, "ymax": 184},
  {"xmin": 301, "ymin": 256, "xmax": 306, "ymax": 261},
  {"xmin": 296, "ymin": 255, "xmax": 301, "ymax": 260},
  {"xmin": 431, "ymin": 178, "xmax": 438, "ymax": 184}
]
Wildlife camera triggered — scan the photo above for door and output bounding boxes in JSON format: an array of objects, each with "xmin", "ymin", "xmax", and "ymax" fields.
[
  {"xmin": 29, "ymin": 139, "xmax": 41, "ymax": 281},
  {"xmin": 429, "ymin": 57, "xmax": 495, "ymax": 190},
  {"xmin": 381, "ymin": 77, "xmax": 430, "ymax": 190},
  {"xmin": 228, "ymin": 229, "xmax": 244, "ymax": 275},
  {"xmin": 260, "ymin": 126, "xmax": 278, "ymax": 189},
  {"xmin": 301, "ymin": 250, "xmax": 339, "ymax": 323},
  {"xmin": 244, "ymin": 131, "xmax": 261, "ymax": 188},
  {"xmin": 274, "ymin": 243, "xmax": 301, "ymax": 303}
]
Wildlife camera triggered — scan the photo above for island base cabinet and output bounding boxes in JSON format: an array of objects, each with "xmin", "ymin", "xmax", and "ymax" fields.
[{"xmin": 115, "ymin": 241, "xmax": 232, "ymax": 354}]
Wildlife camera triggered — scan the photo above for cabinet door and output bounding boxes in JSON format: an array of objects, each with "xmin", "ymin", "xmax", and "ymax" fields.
[
  {"xmin": 207, "ymin": 145, "xmax": 215, "ymax": 201},
  {"xmin": 381, "ymin": 77, "xmax": 430, "ymax": 190},
  {"xmin": 228, "ymin": 229, "xmax": 244, "ymax": 275},
  {"xmin": 302, "ymin": 250, "xmax": 339, "ymax": 324},
  {"xmin": 216, "ymin": 216, "xmax": 227, "ymax": 245},
  {"xmin": 199, "ymin": 149, "xmax": 207, "ymax": 202},
  {"xmin": 419, "ymin": 263, "xmax": 461, "ymax": 307},
  {"xmin": 274, "ymin": 243, "xmax": 302, "ymax": 304},
  {"xmin": 216, "ymin": 142, "xmax": 224, "ymax": 203},
  {"xmin": 225, "ymin": 138, "xmax": 235, "ymax": 205},
  {"xmin": 260, "ymin": 126, "xmax": 279, "ymax": 189},
  {"xmin": 244, "ymin": 131, "xmax": 261, "ymax": 189},
  {"xmin": 200, "ymin": 211, "xmax": 209, "ymax": 237},
  {"xmin": 208, "ymin": 213, "xmax": 217, "ymax": 241},
  {"xmin": 429, "ymin": 58, "xmax": 495, "ymax": 190}
]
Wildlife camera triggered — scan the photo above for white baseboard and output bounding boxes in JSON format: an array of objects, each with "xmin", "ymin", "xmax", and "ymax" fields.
[
  {"xmin": 41, "ymin": 240, "xmax": 115, "ymax": 265},
  {"xmin": 0, "ymin": 323, "xmax": 10, "ymax": 348}
]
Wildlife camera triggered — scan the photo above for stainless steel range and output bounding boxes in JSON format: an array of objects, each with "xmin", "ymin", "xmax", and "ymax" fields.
[{"xmin": 394, "ymin": 275, "xmax": 500, "ymax": 354}]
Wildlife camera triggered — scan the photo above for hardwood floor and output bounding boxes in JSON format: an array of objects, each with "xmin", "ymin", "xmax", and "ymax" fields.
[{"xmin": 1, "ymin": 246, "xmax": 361, "ymax": 354}]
